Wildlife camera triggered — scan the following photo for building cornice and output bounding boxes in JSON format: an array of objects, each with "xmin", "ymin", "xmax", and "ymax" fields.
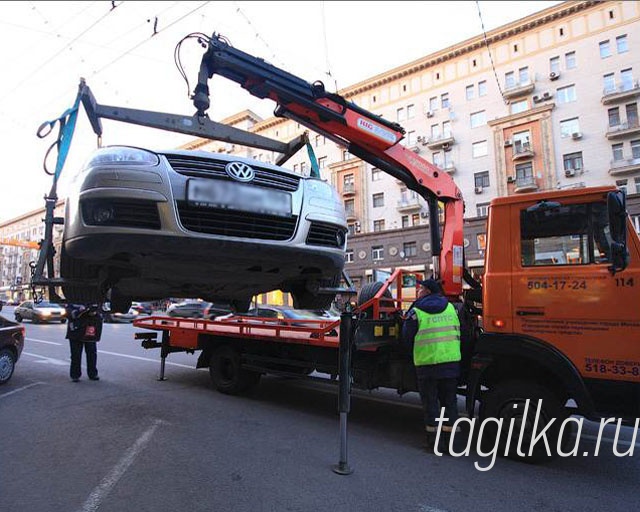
[{"xmin": 488, "ymin": 103, "xmax": 555, "ymax": 126}]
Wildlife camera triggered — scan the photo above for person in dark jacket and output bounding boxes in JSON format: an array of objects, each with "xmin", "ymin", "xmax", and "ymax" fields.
[
  {"xmin": 402, "ymin": 278, "xmax": 461, "ymax": 451},
  {"xmin": 65, "ymin": 304, "xmax": 104, "ymax": 382}
]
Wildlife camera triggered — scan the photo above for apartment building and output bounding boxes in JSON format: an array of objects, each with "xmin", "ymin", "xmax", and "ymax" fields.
[{"xmin": 182, "ymin": 0, "xmax": 640, "ymax": 290}]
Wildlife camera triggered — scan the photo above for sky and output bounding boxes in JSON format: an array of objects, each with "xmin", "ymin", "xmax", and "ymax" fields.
[{"xmin": 0, "ymin": 0, "xmax": 561, "ymax": 223}]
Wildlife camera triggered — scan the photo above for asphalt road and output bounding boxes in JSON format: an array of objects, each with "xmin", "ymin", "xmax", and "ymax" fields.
[{"xmin": 1, "ymin": 307, "xmax": 638, "ymax": 512}]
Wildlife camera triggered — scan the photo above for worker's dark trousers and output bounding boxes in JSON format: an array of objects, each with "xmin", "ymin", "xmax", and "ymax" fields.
[
  {"xmin": 69, "ymin": 340, "xmax": 98, "ymax": 380},
  {"xmin": 417, "ymin": 376, "xmax": 459, "ymax": 428}
]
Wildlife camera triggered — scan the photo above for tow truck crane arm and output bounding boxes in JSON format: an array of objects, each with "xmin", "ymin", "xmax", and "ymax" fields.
[{"xmin": 192, "ymin": 33, "xmax": 465, "ymax": 296}]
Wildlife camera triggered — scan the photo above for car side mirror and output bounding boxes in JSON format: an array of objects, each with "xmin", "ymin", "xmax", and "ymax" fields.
[{"xmin": 607, "ymin": 190, "xmax": 629, "ymax": 274}]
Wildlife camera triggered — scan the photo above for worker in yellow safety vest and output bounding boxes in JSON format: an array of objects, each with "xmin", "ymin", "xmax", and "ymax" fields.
[{"xmin": 402, "ymin": 278, "xmax": 461, "ymax": 452}]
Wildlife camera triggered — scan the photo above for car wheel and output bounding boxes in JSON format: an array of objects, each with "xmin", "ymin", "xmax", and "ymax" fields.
[
  {"xmin": 0, "ymin": 348, "xmax": 16, "ymax": 385},
  {"xmin": 209, "ymin": 345, "xmax": 261, "ymax": 395},
  {"xmin": 479, "ymin": 379, "xmax": 569, "ymax": 464},
  {"xmin": 291, "ymin": 274, "xmax": 340, "ymax": 311},
  {"xmin": 60, "ymin": 318, "xmax": 67, "ymax": 324},
  {"xmin": 32, "ymin": 316, "xmax": 40, "ymax": 324},
  {"xmin": 60, "ymin": 246, "xmax": 103, "ymax": 303},
  {"xmin": 230, "ymin": 299, "xmax": 251, "ymax": 314},
  {"xmin": 357, "ymin": 281, "xmax": 393, "ymax": 319},
  {"xmin": 108, "ymin": 289, "xmax": 132, "ymax": 314},
  {"xmin": 14, "ymin": 314, "xmax": 22, "ymax": 323}
]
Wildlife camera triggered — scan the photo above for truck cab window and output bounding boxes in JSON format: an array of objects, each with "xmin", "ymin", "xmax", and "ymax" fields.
[{"xmin": 520, "ymin": 202, "xmax": 611, "ymax": 266}]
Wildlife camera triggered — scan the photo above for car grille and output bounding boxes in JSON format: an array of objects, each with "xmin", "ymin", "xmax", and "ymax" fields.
[
  {"xmin": 82, "ymin": 199, "xmax": 161, "ymax": 230},
  {"xmin": 165, "ymin": 154, "xmax": 300, "ymax": 192},
  {"xmin": 176, "ymin": 201, "xmax": 298, "ymax": 241},
  {"xmin": 306, "ymin": 222, "xmax": 347, "ymax": 248}
]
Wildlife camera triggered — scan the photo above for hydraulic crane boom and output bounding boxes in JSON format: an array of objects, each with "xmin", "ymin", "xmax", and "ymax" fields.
[{"xmin": 192, "ymin": 33, "xmax": 465, "ymax": 296}]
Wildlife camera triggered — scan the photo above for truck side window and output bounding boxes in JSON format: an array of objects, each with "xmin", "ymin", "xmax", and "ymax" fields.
[{"xmin": 520, "ymin": 202, "xmax": 611, "ymax": 266}]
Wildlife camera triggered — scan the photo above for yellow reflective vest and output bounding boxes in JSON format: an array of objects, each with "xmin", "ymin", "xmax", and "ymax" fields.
[{"xmin": 413, "ymin": 303, "xmax": 461, "ymax": 366}]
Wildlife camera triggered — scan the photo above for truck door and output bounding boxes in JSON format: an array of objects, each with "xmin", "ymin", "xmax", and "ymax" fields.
[{"xmin": 512, "ymin": 198, "xmax": 640, "ymax": 385}]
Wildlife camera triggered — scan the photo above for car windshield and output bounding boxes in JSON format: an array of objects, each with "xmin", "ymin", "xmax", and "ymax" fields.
[{"xmin": 36, "ymin": 302, "xmax": 60, "ymax": 308}]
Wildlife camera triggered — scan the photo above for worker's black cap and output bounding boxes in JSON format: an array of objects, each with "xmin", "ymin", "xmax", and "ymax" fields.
[{"xmin": 417, "ymin": 278, "xmax": 443, "ymax": 294}]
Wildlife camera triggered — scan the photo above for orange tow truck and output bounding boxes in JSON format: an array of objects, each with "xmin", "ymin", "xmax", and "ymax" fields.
[{"xmin": 38, "ymin": 32, "xmax": 638, "ymax": 463}]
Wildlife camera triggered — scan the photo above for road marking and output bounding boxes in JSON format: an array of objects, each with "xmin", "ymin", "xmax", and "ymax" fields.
[
  {"xmin": 22, "ymin": 351, "xmax": 68, "ymax": 366},
  {"xmin": 97, "ymin": 350, "xmax": 193, "ymax": 368},
  {"xmin": 0, "ymin": 381, "xmax": 45, "ymax": 399},
  {"xmin": 26, "ymin": 337, "xmax": 63, "ymax": 346},
  {"xmin": 419, "ymin": 505, "xmax": 450, "ymax": 512},
  {"xmin": 76, "ymin": 419, "xmax": 165, "ymax": 512}
]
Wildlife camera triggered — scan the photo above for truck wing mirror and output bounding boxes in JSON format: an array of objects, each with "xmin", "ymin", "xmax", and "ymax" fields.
[{"xmin": 607, "ymin": 190, "xmax": 629, "ymax": 274}]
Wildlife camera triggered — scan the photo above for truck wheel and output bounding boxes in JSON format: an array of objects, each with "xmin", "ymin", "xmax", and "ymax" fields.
[
  {"xmin": 357, "ymin": 282, "xmax": 392, "ymax": 319},
  {"xmin": 479, "ymin": 379, "xmax": 568, "ymax": 463},
  {"xmin": 0, "ymin": 348, "xmax": 16, "ymax": 385},
  {"xmin": 209, "ymin": 345, "xmax": 260, "ymax": 395}
]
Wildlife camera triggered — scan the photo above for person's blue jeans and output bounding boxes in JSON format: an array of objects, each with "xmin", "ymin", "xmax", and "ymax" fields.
[{"xmin": 417, "ymin": 376, "xmax": 458, "ymax": 428}]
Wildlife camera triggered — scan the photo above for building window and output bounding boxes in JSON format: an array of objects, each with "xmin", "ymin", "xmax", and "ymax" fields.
[
  {"xmin": 477, "ymin": 233, "xmax": 487, "ymax": 251},
  {"xmin": 550, "ymin": 56, "xmax": 560, "ymax": 74},
  {"xmin": 429, "ymin": 96, "xmax": 438, "ymax": 111},
  {"xmin": 470, "ymin": 110, "xmax": 486, "ymax": 128},
  {"xmin": 432, "ymin": 151, "xmax": 442, "ymax": 167},
  {"xmin": 372, "ymin": 245, "xmax": 384, "ymax": 261},
  {"xmin": 472, "ymin": 140, "xmax": 488, "ymax": 158},
  {"xmin": 635, "ymin": 177, "xmax": 640, "ymax": 195},
  {"xmin": 476, "ymin": 203, "xmax": 489, "ymax": 217},
  {"xmin": 300, "ymin": 162, "xmax": 308, "ymax": 174},
  {"xmin": 621, "ymin": 69, "xmax": 634, "ymax": 91},
  {"xmin": 373, "ymin": 219, "xmax": 385, "ymax": 232},
  {"xmin": 565, "ymin": 51, "xmax": 576, "ymax": 69},
  {"xmin": 371, "ymin": 167, "xmax": 382, "ymax": 181},
  {"xmin": 505, "ymin": 71, "xmax": 515, "ymax": 88},
  {"xmin": 612, "ymin": 143, "xmax": 624, "ymax": 161},
  {"xmin": 407, "ymin": 130, "xmax": 416, "ymax": 146},
  {"xmin": 430, "ymin": 123, "xmax": 441, "ymax": 139},
  {"xmin": 519, "ymin": 67, "xmax": 529, "ymax": 83},
  {"xmin": 616, "ymin": 179, "xmax": 628, "ymax": 194},
  {"xmin": 474, "ymin": 171, "xmax": 490, "ymax": 188},
  {"xmin": 343, "ymin": 173, "xmax": 354, "ymax": 187},
  {"xmin": 372, "ymin": 193, "xmax": 384, "ymax": 207},
  {"xmin": 441, "ymin": 93, "xmax": 450, "ymax": 109},
  {"xmin": 466, "ymin": 85, "xmax": 474, "ymax": 100},
  {"xmin": 631, "ymin": 139, "xmax": 640, "ymax": 159},
  {"xmin": 510, "ymin": 100, "xmax": 528, "ymax": 114},
  {"xmin": 318, "ymin": 156, "xmax": 327, "ymax": 169},
  {"xmin": 516, "ymin": 161, "xmax": 534, "ymax": 181},
  {"xmin": 442, "ymin": 120, "xmax": 451, "ymax": 137},
  {"xmin": 563, "ymin": 152, "xmax": 583, "ymax": 172},
  {"xmin": 315, "ymin": 135, "xmax": 326, "ymax": 147},
  {"xmin": 397, "ymin": 107, "xmax": 405, "ymax": 122},
  {"xmin": 345, "ymin": 250, "xmax": 354, "ymax": 263},
  {"xmin": 616, "ymin": 35, "xmax": 628, "ymax": 54},
  {"xmin": 608, "ymin": 107, "xmax": 621, "ymax": 127},
  {"xmin": 627, "ymin": 103, "xmax": 638, "ymax": 126},
  {"xmin": 556, "ymin": 84, "xmax": 577, "ymax": 104},
  {"xmin": 344, "ymin": 199, "xmax": 355, "ymax": 217},
  {"xmin": 560, "ymin": 117, "xmax": 580, "ymax": 137},
  {"xmin": 599, "ymin": 40, "xmax": 611, "ymax": 59},
  {"xmin": 603, "ymin": 73, "xmax": 616, "ymax": 93},
  {"xmin": 407, "ymin": 104, "xmax": 416, "ymax": 119},
  {"xmin": 403, "ymin": 242, "xmax": 417, "ymax": 258},
  {"xmin": 401, "ymin": 215, "xmax": 410, "ymax": 228},
  {"xmin": 478, "ymin": 80, "xmax": 487, "ymax": 97},
  {"xmin": 412, "ymin": 213, "xmax": 420, "ymax": 225}
]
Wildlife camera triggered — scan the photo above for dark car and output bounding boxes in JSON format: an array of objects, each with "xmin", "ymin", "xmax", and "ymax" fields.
[
  {"xmin": 0, "ymin": 303, "xmax": 25, "ymax": 384},
  {"xmin": 14, "ymin": 300, "xmax": 67, "ymax": 324},
  {"xmin": 166, "ymin": 301, "xmax": 210, "ymax": 319},
  {"xmin": 236, "ymin": 305, "xmax": 338, "ymax": 335}
]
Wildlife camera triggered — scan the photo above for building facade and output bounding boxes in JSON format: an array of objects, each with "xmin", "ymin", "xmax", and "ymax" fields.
[{"xmin": 181, "ymin": 0, "xmax": 640, "ymax": 290}]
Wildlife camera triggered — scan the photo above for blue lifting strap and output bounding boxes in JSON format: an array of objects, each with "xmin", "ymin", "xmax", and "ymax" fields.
[
  {"xmin": 37, "ymin": 89, "xmax": 82, "ymax": 183},
  {"xmin": 306, "ymin": 140, "xmax": 320, "ymax": 178}
]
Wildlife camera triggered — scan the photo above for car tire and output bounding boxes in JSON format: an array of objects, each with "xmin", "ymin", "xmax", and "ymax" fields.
[
  {"xmin": 32, "ymin": 316, "xmax": 40, "ymax": 324},
  {"xmin": 291, "ymin": 274, "xmax": 340, "ymax": 311},
  {"xmin": 14, "ymin": 314, "xmax": 22, "ymax": 323},
  {"xmin": 479, "ymin": 379, "xmax": 569, "ymax": 464},
  {"xmin": 209, "ymin": 345, "xmax": 261, "ymax": 395},
  {"xmin": 357, "ymin": 281, "xmax": 393, "ymax": 319},
  {"xmin": 0, "ymin": 348, "xmax": 16, "ymax": 385},
  {"xmin": 108, "ymin": 289, "xmax": 132, "ymax": 314},
  {"xmin": 60, "ymin": 246, "xmax": 103, "ymax": 304},
  {"xmin": 60, "ymin": 318, "xmax": 67, "ymax": 324},
  {"xmin": 230, "ymin": 299, "xmax": 251, "ymax": 314}
]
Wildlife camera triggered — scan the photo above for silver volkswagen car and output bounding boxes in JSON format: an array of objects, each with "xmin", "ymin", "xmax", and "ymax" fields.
[{"xmin": 61, "ymin": 146, "xmax": 347, "ymax": 312}]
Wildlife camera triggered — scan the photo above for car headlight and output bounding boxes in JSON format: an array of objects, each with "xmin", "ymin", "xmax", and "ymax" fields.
[
  {"xmin": 39, "ymin": 311, "xmax": 51, "ymax": 317},
  {"xmin": 84, "ymin": 147, "xmax": 160, "ymax": 167}
]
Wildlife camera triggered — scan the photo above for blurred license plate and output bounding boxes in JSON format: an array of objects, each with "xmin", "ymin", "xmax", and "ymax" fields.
[{"xmin": 187, "ymin": 179, "xmax": 292, "ymax": 216}]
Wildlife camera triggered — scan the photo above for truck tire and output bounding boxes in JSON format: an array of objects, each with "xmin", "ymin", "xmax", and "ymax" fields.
[
  {"xmin": 209, "ymin": 345, "xmax": 260, "ymax": 395},
  {"xmin": 0, "ymin": 348, "xmax": 16, "ymax": 385},
  {"xmin": 479, "ymin": 379, "xmax": 569, "ymax": 464}
]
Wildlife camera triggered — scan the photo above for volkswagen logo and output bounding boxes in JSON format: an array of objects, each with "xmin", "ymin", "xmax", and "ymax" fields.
[{"xmin": 225, "ymin": 161, "xmax": 255, "ymax": 182}]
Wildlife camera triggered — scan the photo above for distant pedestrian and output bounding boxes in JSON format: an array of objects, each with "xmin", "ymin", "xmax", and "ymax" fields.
[
  {"xmin": 402, "ymin": 278, "xmax": 461, "ymax": 453},
  {"xmin": 65, "ymin": 304, "xmax": 104, "ymax": 382}
]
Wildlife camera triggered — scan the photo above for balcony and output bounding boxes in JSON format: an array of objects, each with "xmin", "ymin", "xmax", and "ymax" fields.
[
  {"xmin": 441, "ymin": 162, "xmax": 456, "ymax": 174},
  {"xmin": 345, "ymin": 209, "xmax": 357, "ymax": 222},
  {"xmin": 605, "ymin": 121, "xmax": 640, "ymax": 140},
  {"xmin": 396, "ymin": 196, "xmax": 422, "ymax": 212},
  {"xmin": 609, "ymin": 157, "xmax": 640, "ymax": 176},
  {"xmin": 342, "ymin": 183, "xmax": 356, "ymax": 196},
  {"xmin": 503, "ymin": 79, "xmax": 535, "ymax": 100},
  {"xmin": 601, "ymin": 81, "xmax": 640, "ymax": 105},
  {"xmin": 514, "ymin": 175, "xmax": 538, "ymax": 193},
  {"xmin": 426, "ymin": 133, "xmax": 455, "ymax": 150},
  {"xmin": 512, "ymin": 142, "xmax": 534, "ymax": 161}
]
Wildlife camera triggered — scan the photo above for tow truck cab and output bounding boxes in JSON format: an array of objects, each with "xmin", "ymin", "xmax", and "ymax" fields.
[{"xmin": 474, "ymin": 186, "xmax": 640, "ymax": 424}]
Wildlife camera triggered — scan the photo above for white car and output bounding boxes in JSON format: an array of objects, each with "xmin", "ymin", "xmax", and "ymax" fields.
[{"xmin": 61, "ymin": 146, "xmax": 347, "ymax": 312}]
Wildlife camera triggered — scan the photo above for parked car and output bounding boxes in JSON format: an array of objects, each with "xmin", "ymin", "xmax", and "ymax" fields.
[
  {"xmin": 14, "ymin": 300, "xmax": 67, "ymax": 324},
  {"xmin": 131, "ymin": 301, "xmax": 153, "ymax": 315},
  {"xmin": 234, "ymin": 305, "xmax": 339, "ymax": 335},
  {"xmin": 60, "ymin": 146, "xmax": 347, "ymax": 313},
  {"xmin": 102, "ymin": 303, "xmax": 139, "ymax": 323},
  {"xmin": 167, "ymin": 301, "xmax": 210, "ymax": 319},
  {"xmin": 203, "ymin": 302, "xmax": 233, "ymax": 320},
  {"xmin": 0, "ymin": 303, "xmax": 25, "ymax": 384}
]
